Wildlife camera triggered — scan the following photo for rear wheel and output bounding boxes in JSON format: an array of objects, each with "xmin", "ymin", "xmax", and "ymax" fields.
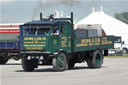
[
  {"xmin": 0, "ymin": 50, "xmax": 9, "ymax": 64},
  {"xmin": 22, "ymin": 55, "xmax": 38, "ymax": 72},
  {"xmin": 52, "ymin": 52, "xmax": 68, "ymax": 72},
  {"xmin": 86, "ymin": 50, "xmax": 103, "ymax": 68}
]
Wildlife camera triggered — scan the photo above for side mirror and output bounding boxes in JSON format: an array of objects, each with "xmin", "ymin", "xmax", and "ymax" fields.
[{"xmin": 122, "ymin": 41, "xmax": 125, "ymax": 44}]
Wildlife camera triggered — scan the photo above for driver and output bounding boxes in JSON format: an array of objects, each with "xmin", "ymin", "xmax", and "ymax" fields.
[{"xmin": 54, "ymin": 28, "xmax": 59, "ymax": 35}]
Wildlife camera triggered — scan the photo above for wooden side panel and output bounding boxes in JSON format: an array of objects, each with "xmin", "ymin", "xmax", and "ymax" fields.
[{"xmin": 74, "ymin": 36, "xmax": 114, "ymax": 52}]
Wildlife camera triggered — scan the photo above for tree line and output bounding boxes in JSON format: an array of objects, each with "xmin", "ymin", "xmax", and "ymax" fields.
[{"xmin": 115, "ymin": 12, "xmax": 128, "ymax": 24}]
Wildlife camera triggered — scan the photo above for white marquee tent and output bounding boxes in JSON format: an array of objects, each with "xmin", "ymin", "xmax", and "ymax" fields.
[{"xmin": 76, "ymin": 8, "xmax": 128, "ymax": 45}]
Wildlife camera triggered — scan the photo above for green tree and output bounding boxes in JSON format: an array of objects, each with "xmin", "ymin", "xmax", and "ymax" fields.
[{"xmin": 115, "ymin": 12, "xmax": 128, "ymax": 24}]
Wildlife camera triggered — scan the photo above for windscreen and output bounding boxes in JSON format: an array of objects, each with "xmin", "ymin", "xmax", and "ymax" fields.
[{"xmin": 23, "ymin": 26, "xmax": 50, "ymax": 35}]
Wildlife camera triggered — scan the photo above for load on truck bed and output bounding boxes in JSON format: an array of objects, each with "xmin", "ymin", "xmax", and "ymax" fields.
[
  {"xmin": 20, "ymin": 12, "xmax": 114, "ymax": 72},
  {"xmin": 74, "ymin": 25, "xmax": 113, "ymax": 52},
  {"xmin": 0, "ymin": 25, "xmax": 20, "ymax": 64}
]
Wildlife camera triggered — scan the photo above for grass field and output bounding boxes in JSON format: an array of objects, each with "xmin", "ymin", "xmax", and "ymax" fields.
[{"xmin": 105, "ymin": 54, "xmax": 128, "ymax": 57}]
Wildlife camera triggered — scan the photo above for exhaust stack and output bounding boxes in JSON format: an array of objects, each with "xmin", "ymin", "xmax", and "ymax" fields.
[{"xmin": 40, "ymin": 13, "xmax": 43, "ymax": 20}]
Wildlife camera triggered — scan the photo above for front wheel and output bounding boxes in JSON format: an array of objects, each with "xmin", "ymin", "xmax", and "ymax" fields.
[
  {"xmin": 86, "ymin": 50, "xmax": 103, "ymax": 68},
  {"xmin": 52, "ymin": 52, "xmax": 68, "ymax": 72},
  {"xmin": 22, "ymin": 55, "xmax": 38, "ymax": 72}
]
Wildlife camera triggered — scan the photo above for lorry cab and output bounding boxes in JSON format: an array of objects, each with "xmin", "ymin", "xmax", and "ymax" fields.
[
  {"xmin": 20, "ymin": 15, "xmax": 74, "ymax": 71},
  {"xmin": 20, "ymin": 20, "xmax": 72, "ymax": 54}
]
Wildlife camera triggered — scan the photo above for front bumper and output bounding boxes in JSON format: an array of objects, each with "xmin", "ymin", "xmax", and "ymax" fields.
[{"xmin": 20, "ymin": 51, "xmax": 53, "ymax": 65}]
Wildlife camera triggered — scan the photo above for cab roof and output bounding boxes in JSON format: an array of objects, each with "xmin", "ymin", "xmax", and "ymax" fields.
[{"xmin": 24, "ymin": 20, "xmax": 71, "ymax": 25}]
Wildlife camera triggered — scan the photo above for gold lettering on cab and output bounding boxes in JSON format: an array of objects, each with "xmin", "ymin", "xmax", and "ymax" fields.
[
  {"xmin": 25, "ymin": 47, "xmax": 43, "ymax": 50},
  {"xmin": 23, "ymin": 37, "xmax": 47, "ymax": 50},
  {"xmin": 24, "ymin": 37, "xmax": 33, "ymax": 40},
  {"xmin": 24, "ymin": 37, "xmax": 46, "ymax": 41},
  {"xmin": 61, "ymin": 37, "xmax": 68, "ymax": 48}
]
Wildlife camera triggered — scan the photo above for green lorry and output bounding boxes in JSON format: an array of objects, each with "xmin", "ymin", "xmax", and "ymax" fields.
[{"xmin": 20, "ymin": 12, "xmax": 114, "ymax": 72}]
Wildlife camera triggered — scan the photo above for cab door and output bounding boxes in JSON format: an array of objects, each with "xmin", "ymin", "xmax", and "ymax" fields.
[
  {"xmin": 50, "ymin": 25, "xmax": 60, "ymax": 52},
  {"xmin": 60, "ymin": 24, "xmax": 72, "ymax": 53},
  {"xmin": 50, "ymin": 24, "xmax": 72, "ymax": 53}
]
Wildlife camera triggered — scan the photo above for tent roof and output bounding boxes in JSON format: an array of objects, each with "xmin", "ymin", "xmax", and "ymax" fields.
[{"xmin": 76, "ymin": 10, "xmax": 128, "ymax": 44}]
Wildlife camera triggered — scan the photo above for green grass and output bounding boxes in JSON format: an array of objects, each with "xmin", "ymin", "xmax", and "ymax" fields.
[
  {"xmin": 105, "ymin": 54, "xmax": 128, "ymax": 57},
  {"xmin": 123, "ymin": 54, "xmax": 128, "ymax": 57}
]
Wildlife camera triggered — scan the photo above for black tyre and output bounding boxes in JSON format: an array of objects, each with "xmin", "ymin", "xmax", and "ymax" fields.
[
  {"xmin": 68, "ymin": 59, "xmax": 75, "ymax": 69},
  {"xmin": 52, "ymin": 52, "xmax": 68, "ymax": 71},
  {"xmin": 13, "ymin": 55, "xmax": 20, "ymax": 60},
  {"xmin": 104, "ymin": 50, "xmax": 108, "ymax": 56},
  {"xmin": 122, "ymin": 48, "xmax": 128, "ymax": 54},
  {"xmin": 22, "ymin": 55, "xmax": 37, "ymax": 72},
  {"xmin": 86, "ymin": 50, "xmax": 103, "ymax": 68},
  {"xmin": 0, "ymin": 50, "xmax": 9, "ymax": 64}
]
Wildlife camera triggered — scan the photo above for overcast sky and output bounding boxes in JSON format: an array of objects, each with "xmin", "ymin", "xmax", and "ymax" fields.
[{"xmin": 0, "ymin": 0, "xmax": 128, "ymax": 23}]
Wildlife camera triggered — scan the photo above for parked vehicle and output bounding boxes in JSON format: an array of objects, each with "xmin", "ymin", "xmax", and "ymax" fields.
[
  {"xmin": 108, "ymin": 36, "xmax": 128, "ymax": 56},
  {"xmin": 0, "ymin": 24, "xmax": 21, "ymax": 64}
]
